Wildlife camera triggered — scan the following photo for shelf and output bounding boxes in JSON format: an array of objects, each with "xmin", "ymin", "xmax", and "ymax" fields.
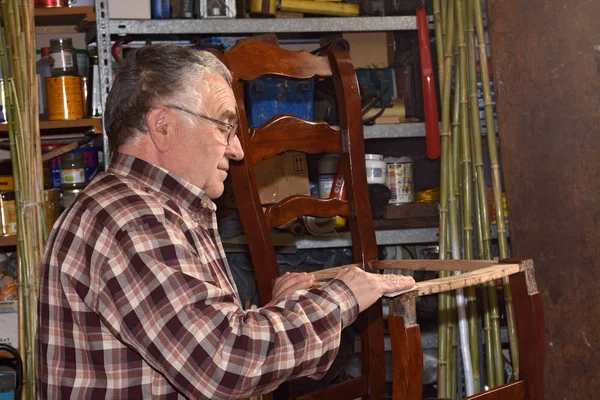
[
  {"xmin": 109, "ymin": 16, "xmax": 417, "ymax": 35},
  {"xmin": 34, "ymin": 5, "xmax": 95, "ymax": 27},
  {"xmin": 0, "ymin": 236, "xmax": 17, "ymax": 248},
  {"xmin": 363, "ymin": 123, "xmax": 426, "ymax": 139},
  {"xmin": 0, "ymin": 119, "xmax": 102, "ymax": 134},
  {"xmin": 295, "ymin": 227, "xmax": 440, "ymax": 249}
]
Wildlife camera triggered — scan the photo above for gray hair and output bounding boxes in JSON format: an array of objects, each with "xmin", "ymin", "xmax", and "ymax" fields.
[{"xmin": 104, "ymin": 44, "xmax": 232, "ymax": 154}]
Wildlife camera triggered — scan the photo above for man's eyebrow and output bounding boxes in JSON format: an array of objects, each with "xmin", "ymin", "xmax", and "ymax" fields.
[{"xmin": 219, "ymin": 109, "xmax": 238, "ymax": 123}]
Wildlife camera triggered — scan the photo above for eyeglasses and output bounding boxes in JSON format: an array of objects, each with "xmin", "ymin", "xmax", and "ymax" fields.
[{"xmin": 164, "ymin": 104, "xmax": 238, "ymax": 144}]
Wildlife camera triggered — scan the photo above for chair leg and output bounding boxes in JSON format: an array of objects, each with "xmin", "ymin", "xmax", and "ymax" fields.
[
  {"xmin": 509, "ymin": 270, "xmax": 545, "ymax": 400},
  {"xmin": 389, "ymin": 315, "xmax": 423, "ymax": 400},
  {"xmin": 360, "ymin": 301, "xmax": 386, "ymax": 400}
]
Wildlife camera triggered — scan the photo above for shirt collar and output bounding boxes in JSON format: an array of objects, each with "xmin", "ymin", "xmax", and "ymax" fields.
[{"xmin": 107, "ymin": 152, "xmax": 216, "ymax": 213}]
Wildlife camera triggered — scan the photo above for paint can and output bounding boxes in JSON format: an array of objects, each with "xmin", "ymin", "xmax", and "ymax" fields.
[
  {"xmin": 0, "ymin": 191, "xmax": 17, "ymax": 237},
  {"xmin": 35, "ymin": 0, "xmax": 68, "ymax": 7},
  {"xmin": 45, "ymin": 76, "xmax": 83, "ymax": 120},
  {"xmin": 386, "ymin": 156, "xmax": 414, "ymax": 204}
]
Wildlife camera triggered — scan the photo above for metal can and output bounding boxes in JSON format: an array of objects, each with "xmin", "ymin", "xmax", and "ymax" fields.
[
  {"xmin": 0, "ymin": 191, "xmax": 17, "ymax": 237},
  {"xmin": 386, "ymin": 156, "xmax": 415, "ymax": 204},
  {"xmin": 35, "ymin": 0, "xmax": 68, "ymax": 7},
  {"xmin": 45, "ymin": 76, "xmax": 83, "ymax": 120}
]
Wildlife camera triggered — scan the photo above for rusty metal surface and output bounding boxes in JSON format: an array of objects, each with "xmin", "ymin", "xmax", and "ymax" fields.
[{"xmin": 487, "ymin": 0, "xmax": 600, "ymax": 398}]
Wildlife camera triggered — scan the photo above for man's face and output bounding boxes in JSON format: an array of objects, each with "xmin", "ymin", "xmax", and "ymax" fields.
[{"xmin": 168, "ymin": 73, "xmax": 244, "ymax": 199}]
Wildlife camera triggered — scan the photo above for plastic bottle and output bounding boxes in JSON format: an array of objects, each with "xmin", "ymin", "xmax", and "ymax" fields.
[
  {"xmin": 36, "ymin": 47, "xmax": 51, "ymax": 121},
  {"xmin": 365, "ymin": 154, "xmax": 386, "ymax": 185}
]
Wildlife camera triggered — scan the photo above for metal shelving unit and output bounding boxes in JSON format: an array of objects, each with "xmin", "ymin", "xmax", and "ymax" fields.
[
  {"xmin": 108, "ymin": 16, "xmax": 417, "ymax": 35},
  {"xmin": 363, "ymin": 123, "xmax": 426, "ymax": 139},
  {"xmin": 92, "ymin": 6, "xmax": 430, "ymax": 247}
]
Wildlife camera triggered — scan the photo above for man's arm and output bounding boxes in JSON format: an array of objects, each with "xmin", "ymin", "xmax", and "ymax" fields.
[{"xmin": 93, "ymin": 221, "xmax": 358, "ymax": 399}]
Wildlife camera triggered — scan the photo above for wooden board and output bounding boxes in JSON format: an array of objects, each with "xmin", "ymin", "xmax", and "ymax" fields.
[
  {"xmin": 487, "ymin": 1, "xmax": 600, "ymax": 398},
  {"xmin": 383, "ymin": 202, "xmax": 439, "ymax": 219},
  {"xmin": 0, "ymin": 119, "xmax": 102, "ymax": 133}
]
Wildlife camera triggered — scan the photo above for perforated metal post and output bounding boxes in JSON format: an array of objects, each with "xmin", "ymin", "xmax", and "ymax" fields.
[{"xmin": 95, "ymin": 0, "xmax": 113, "ymax": 168}]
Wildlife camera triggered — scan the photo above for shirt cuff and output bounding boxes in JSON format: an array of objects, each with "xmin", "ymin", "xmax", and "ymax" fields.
[{"xmin": 326, "ymin": 279, "xmax": 359, "ymax": 328}]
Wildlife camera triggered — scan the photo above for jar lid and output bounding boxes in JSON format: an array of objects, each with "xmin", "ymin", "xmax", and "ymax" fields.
[
  {"xmin": 61, "ymin": 152, "xmax": 83, "ymax": 161},
  {"xmin": 365, "ymin": 154, "xmax": 384, "ymax": 160}
]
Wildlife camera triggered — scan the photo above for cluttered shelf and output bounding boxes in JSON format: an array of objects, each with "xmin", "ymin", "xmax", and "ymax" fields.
[
  {"xmin": 34, "ymin": 5, "xmax": 95, "ymax": 27},
  {"xmin": 108, "ymin": 16, "xmax": 417, "ymax": 35},
  {"xmin": 0, "ymin": 119, "xmax": 102, "ymax": 134}
]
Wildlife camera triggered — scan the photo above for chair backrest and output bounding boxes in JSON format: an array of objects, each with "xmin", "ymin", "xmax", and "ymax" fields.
[
  {"xmin": 224, "ymin": 40, "xmax": 379, "ymax": 305},
  {"xmin": 223, "ymin": 40, "xmax": 385, "ymax": 400}
]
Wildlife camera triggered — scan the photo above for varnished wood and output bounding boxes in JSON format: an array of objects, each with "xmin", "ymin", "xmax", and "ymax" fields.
[
  {"xmin": 329, "ymin": 49, "xmax": 385, "ymax": 400},
  {"xmin": 389, "ymin": 317, "xmax": 422, "ymax": 400},
  {"xmin": 264, "ymin": 196, "xmax": 350, "ymax": 231},
  {"xmin": 488, "ymin": 1, "xmax": 599, "ymax": 397},
  {"xmin": 464, "ymin": 381, "xmax": 528, "ymax": 400},
  {"xmin": 249, "ymin": 115, "xmax": 343, "ymax": 165},
  {"xmin": 510, "ymin": 272, "xmax": 545, "ymax": 400},
  {"xmin": 225, "ymin": 40, "xmax": 333, "ymax": 82},
  {"xmin": 295, "ymin": 375, "xmax": 368, "ymax": 400},
  {"xmin": 230, "ymin": 82, "xmax": 281, "ymax": 305},
  {"xmin": 225, "ymin": 41, "xmax": 384, "ymax": 400},
  {"xmin": 0, "ymin": 235, "xmax": 17, "ymax": 248},
  {"xmin": 370, "ymin": 259, "xmax": 501, "ymax": 272},
  {"xmin": 0, "ymin": 118, "xmax": 102, "ymax": 133}
]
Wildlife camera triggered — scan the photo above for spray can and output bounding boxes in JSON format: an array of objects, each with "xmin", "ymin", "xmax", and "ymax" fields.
[{"xmin": 151, "ymin": 0, "xmax": 171, "ymax": 19}]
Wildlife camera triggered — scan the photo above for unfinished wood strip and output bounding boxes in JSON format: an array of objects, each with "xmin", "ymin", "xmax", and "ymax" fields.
[
  {"xmin": 370, "ymin": 259, "xmax": 499, "ymax": 272},
  {"xmin": 415, "ymin": 264, "xmax": 521, "ymax": 296}
]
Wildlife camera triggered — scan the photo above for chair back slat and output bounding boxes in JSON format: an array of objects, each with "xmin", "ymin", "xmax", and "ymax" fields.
[
  {"xmin": 264, "ymin": 196, "xmax": 351, "ymax": 231},
  {"xmin": 248, "ymin": 115, "xmax": 343, "ymax": 166},
  {"xmin": 225, "ymin": 40, "xmax": 333, "ymax": 81}
]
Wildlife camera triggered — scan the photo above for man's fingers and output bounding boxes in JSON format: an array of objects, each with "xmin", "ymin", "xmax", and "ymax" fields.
[{"xmin": 381, "ymin": 274, "xmax": 416, "ymax": 292}]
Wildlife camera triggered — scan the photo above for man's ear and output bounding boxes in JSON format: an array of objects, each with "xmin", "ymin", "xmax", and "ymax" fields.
[{"xmin": 146, "ymin": 107, "xmax": 174, "ymax": 153}]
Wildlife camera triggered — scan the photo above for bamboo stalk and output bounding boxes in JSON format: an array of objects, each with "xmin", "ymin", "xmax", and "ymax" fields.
[
  {"xmin": 481, "ymin": 284, "xmax": 495, "ymax": 388},
  {"xmin": 448, "ymin": 297, "xmax": 457, "ymax": 400},
  {"xmin": 437, "ymin": 0, "xmax": 456, "ymax": 396},
  {"xmin": 433, "ymin": 0, "xmax": 445, "ymax": 89},
  {"xmin": 1, "ymin": 1, "xmax": 45, "ymax": 397},
  {"xmin": 473, "ymin": 0, "xmax": 518, "ymax": 384}
]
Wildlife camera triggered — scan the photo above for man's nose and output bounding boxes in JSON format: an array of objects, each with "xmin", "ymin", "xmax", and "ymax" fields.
[{"xmin": 226, "ymin": 134, "xmax": 244, "ymax": 161}]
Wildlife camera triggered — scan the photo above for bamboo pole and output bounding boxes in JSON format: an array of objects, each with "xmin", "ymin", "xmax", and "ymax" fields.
[
  {"xmin": 1, "ymin": 1, "xmax": 44, "ymax": 397},
  {"xmin": 449, "ymin": 297, "xmax": 458, "ymax": 400},
  {"xmin": 433, "ymin": 0, "xmax": 445, "ymax": 90},
  {"xmin": 437, "ymin": 0, "xmax": 456, "ymax": 396},
  {"xmin": 473, "ymin": 0, "xmax": 518, "ymax": 384},
  {"xmin": 481, "ymin": 285, "xmax": 495, "ymax": 388}
]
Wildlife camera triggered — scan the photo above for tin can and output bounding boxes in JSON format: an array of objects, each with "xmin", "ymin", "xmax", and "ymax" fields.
[
  {"xmin": 35, "ymin": 0, "xmax": 67, "ymax": 7},
  {"xmin": 62, "ymin": 188, "xmax": 83, "ymax": 209},
  {"xmin": 386, "ymin": 156, "xmax": 414, "ymax": 204},
  {"xmin": 0, "ymin": 191, "xmax": 17, "ymax": 237},
  {"xmin": 46, "ymin": 76, "xmax": 83, "ymax": 120}
]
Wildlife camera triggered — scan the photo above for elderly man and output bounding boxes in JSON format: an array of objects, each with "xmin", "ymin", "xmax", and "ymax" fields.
[{"xmin": 37, "ymin": 44, "xmax": 415, "ymax": 399}]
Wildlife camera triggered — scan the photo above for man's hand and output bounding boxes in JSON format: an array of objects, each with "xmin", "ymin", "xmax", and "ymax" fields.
[
  {"xmin": 267, "ymin": 272, "xmax": 315, "ymax": 306},
  {"xmin": 334, "ymin": 267, "xmax": 416, "ymax": 312}
]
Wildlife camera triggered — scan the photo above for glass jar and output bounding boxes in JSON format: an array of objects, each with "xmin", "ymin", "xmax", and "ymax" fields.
[
  {"xmin": 49, "ymin": 38, "xmax": 78, "ymax": 77},
  {"xmin": 60, "ymin": 152, "xmax": 88, "ymax": 190}
]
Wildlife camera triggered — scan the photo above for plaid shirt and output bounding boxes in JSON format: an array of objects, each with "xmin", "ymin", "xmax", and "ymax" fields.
[{"xmin": 37, "ymin": 153, "xmax": 358, "ymax": 399}]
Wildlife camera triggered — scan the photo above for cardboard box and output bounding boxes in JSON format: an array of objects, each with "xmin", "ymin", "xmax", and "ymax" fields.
[
  {"xmin": 107, "ymin": 0, "xmax": 151, "ymax": 19},
  {"xmin": 219, "ymin": 152, "xmax": 310, "ymax": 208},
  {"xmin": 321, "ymin": 32, "xmax": 395, "ymax": 69},
  {"xmin": 0, "ymin": 302, "xmax": 18, "ymax": 349},
  {"xmin": 255, "ymin": 152, "xmax": 310, "ymax": 205}
]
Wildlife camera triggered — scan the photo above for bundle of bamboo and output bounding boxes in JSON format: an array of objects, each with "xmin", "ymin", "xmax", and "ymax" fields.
[
  {"xmin": 0, "ymin": 0, "xmax": 46, "ymax": 398},
  {"xmin": 433, "ymin": 0, "xmax": 519, "ymax": 397}
]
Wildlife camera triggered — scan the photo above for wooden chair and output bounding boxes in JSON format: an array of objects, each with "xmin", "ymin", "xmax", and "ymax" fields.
[
  {"xmin": 223, "ymin": 40, "xmax": 385, "ymax": 400},
  {"xmin": 313, "ymin": 257, "xmax": 544, "ymax": 400}
]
